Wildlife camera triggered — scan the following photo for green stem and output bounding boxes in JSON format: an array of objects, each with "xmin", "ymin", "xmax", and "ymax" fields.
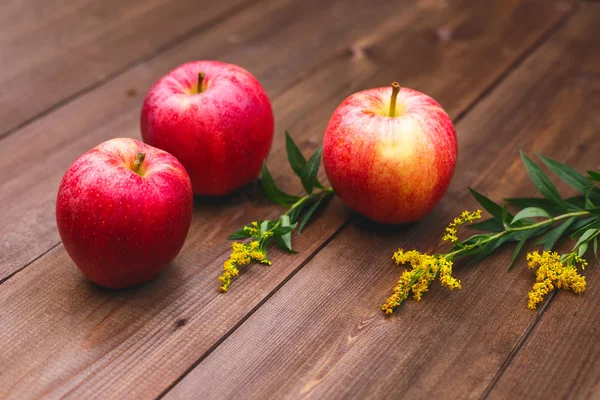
[
  {"xmin": 270, "ymin": 188, "xmax": 334, "ymax": 230},
  {"xmin": 445, "ymin": 210, "xmax": 592, "ymax": 261}
]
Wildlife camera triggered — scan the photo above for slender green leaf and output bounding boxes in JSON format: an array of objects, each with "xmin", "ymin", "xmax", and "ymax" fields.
[
  {"xmin": 285, "ymin": 131, "xmax": 324, "ymax": 189},
  {"xmin": 569, "ymin": 216, "xmax": 598, "ymax": 233},
  {"xmin": 578, "ymin": 242, "xmax": 589, "ymax": 257},
  {"xmin": 508, "ymin": 232, "xmax": 529, "ymax": 271},
  {"xmin": 511, "ymin": 207, "xmax": 551, "ymax": 224},
  {"xmin": 287, "ymin": 205, "xmax": 304, "ymax": 224},
  {"xmin": 274, "ymin": 236, "xmax": 297, "ymax": 253},
  {"xmin": 574, "ymin": 228, "xmax": 598, "ymax": 248},
  {"xmin": 501, "ymin": 202, "xmax": 510, "ymax": 227},
  {"xmin": 300, "ymin": 146, "xmax": 322, "ymax": 194},
  {"xmin": 272, "ymin": 224, "xmax": 297, "ymax": 236},
  {"xmin": 467, "ymin": 234, "xmax": 516, "ymax": 265},
  {"xmin": 594, "ymin": 237, "xmax": 599, "ymax": 263},
  {"xmin": 460, "ymin": 234, "xmax": 494, "ymax": 247},
  {"xmin": 260, "ymin": 221, "xmax": 270, "ymax": 236},
  {"xmin": 506, "ymin": 197, "xmax": 561, "ymax": 213},
  {"xmin": 468, "ymin": 218, "xmax": 505, "ymax": 232},
  {"xmin": 536, "ymin": 217, "xmax": 576, "ymax": 251},
  {"xmin": 539, "ymin": 155, "xmax": 600, "ymax": 204},
  {"xmin": 587, "ymin": 170, "xmax": 600, "ymax": 181},
  {"xmin": 571, "ymin": 220, "xmax": 600, "ymax": 238},
  {"xmin": 285, "ymin": 131, "xmax": 307, "ymax": 177},
  {"xmin": 520, "ymin": 151, "xmax": 567, "ymax": 209},
  {"xmin": 261, "ymin": 162, "xmax": 301, "ymax": 206},
  {"xmin": 565, "ymin": 196, "xmax": 587, "ymax": 211},
  {"xmin": 227, "ymin": 226, "xmax": 253, "ymax": 240},
  {"xmin": 275, "ymin": 215, "xmax": 295, "ymax": 252},
  {"xmin": 468, "ymin": 187, "xmax": 504, "ymax": 220},
  {"xmin": 298, "ymin": 198, "xmax": 323, "ymax": 234}
]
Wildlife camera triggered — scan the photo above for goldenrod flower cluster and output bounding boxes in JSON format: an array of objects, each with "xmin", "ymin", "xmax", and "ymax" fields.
[
  {"xmin": 382, "ymin": 250, "xmax": 461, "ymax": 314},
  {"xmin": 526, "ymin": 251, "xmax": 586, "ymax": 309},
  {"xmin": 442, "ymin": 210, "xmax": 482, "ymax": 243},
  {"xmin": 218, "ymin": 230, "xmax": 272, "ymax": 292}
]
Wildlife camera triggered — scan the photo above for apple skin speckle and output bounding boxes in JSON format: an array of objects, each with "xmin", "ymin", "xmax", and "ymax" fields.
[{"xmin": 56, "ymin": 138, "xmax": 193, "ymax": 289}]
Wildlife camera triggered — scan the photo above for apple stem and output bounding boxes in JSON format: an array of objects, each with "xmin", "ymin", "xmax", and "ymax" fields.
[
  {"xmin": 197, "ymin": 72, "xmax": 205, "ymax": 94},
  {"xmin": 389, "ymin": 82, "xmax": 401, "ymax": 118},
  {"xmin": 133, "ymin": 153, "xmax": 146, "ymax": 175}
]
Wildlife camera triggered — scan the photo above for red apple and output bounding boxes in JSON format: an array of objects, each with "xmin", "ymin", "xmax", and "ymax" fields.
[
  {"xmin": 140, "ymin": 60, "xmax": 274, "ymax": 196},
  {"xmin": 323, "ymin": 83, "xmax": 457, "ymax": 224},
  {"xmin": 56, "ymin": 138, "xmax": 193, "ymax": 288}
]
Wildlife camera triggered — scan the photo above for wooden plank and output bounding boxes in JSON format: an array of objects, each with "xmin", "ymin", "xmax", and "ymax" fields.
[
  {"xmin": 164, "ymin": 5, "xmax": 600, "ymax": 399},
  {"xmin": 0, "ymin": 0, "xmax": 574, "ymax": 398},
  {"xmin": 0, "ymin": 0, "xmax": 256, "ymax": 138}
]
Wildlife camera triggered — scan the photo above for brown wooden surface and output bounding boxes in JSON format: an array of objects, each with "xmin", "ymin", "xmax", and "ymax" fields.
[
  {"xmin": 1, "ymin": 0, "xmax": 599, "ymax": 399},
  {"xmin": 0, "ymin": 0, "xmax": 253, "ymax": 138},
  {"xmin": 163, "ymin": 5, "xmax": 600, "ymax": 399}
]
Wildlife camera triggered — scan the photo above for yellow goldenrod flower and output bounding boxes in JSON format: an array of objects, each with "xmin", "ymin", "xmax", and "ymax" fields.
[
  {"xmin": 442, "ymin": 209, "xmax": 482, "ymax": 243},
  {"xmin": 526, "ymin": 250, "xmax": 586, "ymax": 309},
  {"xmin": 218, "ymin": 240, "xmax": 272, "ymax": 292},
  {"xmin": 382, "ymin": 249, "xmax": 461, "ymax": 314}
]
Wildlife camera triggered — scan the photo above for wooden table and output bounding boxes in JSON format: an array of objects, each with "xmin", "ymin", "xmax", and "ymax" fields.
[{"xmin": 1, "ymin": 0, "xmax": 599, "ymax": 398}]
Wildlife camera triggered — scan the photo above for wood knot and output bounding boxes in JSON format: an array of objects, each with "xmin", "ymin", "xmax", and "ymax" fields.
[
  {"xmin": 175, "ymin": 318, "xmax": 187, "ymax": 329},
  {"xmin": 126, "ymin": 89, "xmax": 137, "ymax": 97}
]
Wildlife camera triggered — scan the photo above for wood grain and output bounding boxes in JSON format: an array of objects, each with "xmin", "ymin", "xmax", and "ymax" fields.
[
  {"xmin": 0, "ymin": 0, "xmax": 573, "ymax": 282},
  {"xmin": 165, "ymin": 5, "xmax": 600, "ymax": 399},
  {"xmin": 0, "ymin": 0, "xmax": 428, "ymax": 279},
  {"xmin": 0, "ymin": 1, "xmax": 575, "ymax": 399},
  {"xmin": 485, "ymin": 5, "xmax": 600, "ymax": 399},
  {"xmin": 0, "ymin": 0, "xmax": 255, "ymax": 138}
]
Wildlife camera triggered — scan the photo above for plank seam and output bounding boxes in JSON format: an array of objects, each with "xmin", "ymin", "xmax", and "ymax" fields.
[
  {"xmin": 0, "ymin": 0, "xmax": 263, "ymax": 142},
  {"xmin": 155, "ymin": 218, "xmax": 352, "ymax": 400},
  {"xmin": 0, "ymin": 241, "xmax": 62, "ymax": 285},
  {"xmin": 479, "ymin": 290, "xmax": 558, "ymax": 400}
]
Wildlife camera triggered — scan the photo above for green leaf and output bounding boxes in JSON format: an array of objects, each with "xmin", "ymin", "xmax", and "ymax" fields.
[
  {"xmin": 272, "ymin": 223, "xmax": 297, "ymax": 236},
  {"xmin": 285, "ymin": 132, "xmax": 324, "ymax": 189},
  {"xmin": 300, "ymin": 146, "xmax": 323, "ymax": 194},
  {"xmin": 460, "ymin": 233, "xmax": 494, "ymax": 246},
  {"xmin": 261, "ymin": 162, "xmax": 301, "ymax": 207},
  {"xmin": 298, "ymin": 198, "xmax": 323, "ymax": 234},
  {"xmin": 260, "ymin": 221, "xmax": 270, "ymax": 236},
  {"xmin": 569, "ymin": 216, "xmax": 598, "ymax": 233},
  {"xmin": 287, "ymin": 205, "xmax": 304, "ymax": 224},
  {"xmin": 467, "ymin": 234, "xmax": 516, "ymax": 265},
  {"xmin": 587, "ymin": 170, "xmax": 600, "ymax": 181},
  {"xmin": 578, "ymin": 242, "xmax": 589, "ymax": 258},
  {"xmin": 468, "ymin": 218, "xmax": 505, "ymax": 232},
  {"xmin": 571, "ymin": 220, "xmax": 600, "ymax": 238},
  {"xmin": 285, "ymin": 131, "xmax": 307, "ymax": 177},
  {"xmin": 508, "ymin": 232, "xmax": 529, "ymax": 271},
  {"xmin": 227, "ymin": 226, "xmax": 253, "ymax": 240},
  {"xmin": 501, "ymin": 202, "xmax": 510, "ymax": 227},
  {"xmin": 468, "ymin": 187, "xmax": 504, "ymax": 220},
  {"xmin": 565, "ymin": 196, "xmax": 588, "ymax": 211},
  {"xmin": 539, "ymin": 154, "xmax": 600, "ymax": 205},
  {"xmin": 275, "ymin": 215, "xmax": 295, "ymax": 252},
  {"xmin": 511, "ymin": 207, "xmax": 551, "ymax": 224},
  {"xmin": 536, "ymin": 217, "xmax": 576, "ymax": 251},
  {"xmin": 594, "ymin": 237, "xmax": 599, "ymax": 263},
  {"xmin": 574, "ymin": 228, "xmax": 598, "ymax": 250},
  {"xmin": 520, "ymin": 152, "xmax": 567, "ymax": 209}
]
